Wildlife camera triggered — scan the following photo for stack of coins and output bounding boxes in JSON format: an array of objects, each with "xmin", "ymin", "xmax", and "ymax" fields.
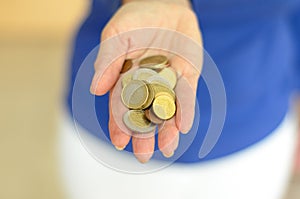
[{"xmin": 121, "ymin": 55, "xmax": 177, "ymax": 133}]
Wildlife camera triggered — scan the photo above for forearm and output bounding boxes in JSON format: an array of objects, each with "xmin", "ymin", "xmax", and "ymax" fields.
[{"xmin": 122, "ymin": 0, "xmax": 191, "ymax": 8}]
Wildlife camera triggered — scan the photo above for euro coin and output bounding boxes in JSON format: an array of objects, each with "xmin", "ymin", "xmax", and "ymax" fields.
[
  {"xmin": 121, "ymin": 72, "xmax": 133, "ymax": 88},
  {"xmin": 120, "ymin": 59, "xmax": 133, "ymax": 73},
  {"xmin": 152, "ymin": 94, "xmax": 176, "ymax": 120},
  {"xmin": 150, "ymin": 83, "xmax": 176, "ymax": 100},
  {"xmin": 139, "ymin": 55, "xmax": 168, "ymax": 69},
  {"xmin": 121, "ymin": 80, "xmax": 149, "ymax": 109},
  {"xmin": 123, "ymin": 110, "xmax": 156, "ymax": 133},
  {"xmin": 158, "ymin": 67, "xmax": 177, "ymax": 89},
  {"xmin": 141, "ymin": 83, "xmax": 154, "ymax": 109},
  {"xmin": 145, "ymin": 74, "xmax": 172, "ymax": 89},
  {"xmin": 145, "ymin": 109, "xmax": 164, "ymax": 124},
  {"xmin": 132, "ymin": 68, "xmax": 157, "ymax": 81}
]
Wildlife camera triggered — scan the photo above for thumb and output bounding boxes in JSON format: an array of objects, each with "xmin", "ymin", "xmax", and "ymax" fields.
[
  {"xmin": 90, "ymin": 31, "xmax": 129, "ymax": 95},
  {"xmin": 90, "ymin": 54, "xmax": 125, "ymax": 96}
]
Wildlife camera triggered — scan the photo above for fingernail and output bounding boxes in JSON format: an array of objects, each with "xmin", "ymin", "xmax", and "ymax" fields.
[
  {"xmin": 163, "ymin": 150, "xmax": 174, "ymax": 158},
  {"xmin": 135, "ymin": 153, "xmax": 152, "ymax": 164},
  {"xmin": 138, "ymin": 158, "xmax": 148, "ymax": 164},
  {"xmin": 115, "ymin": 145, "xmax": 125, "ymax": 151},
  {"xmin": 181, "ymin": 130, "xmax": 189, "ymax": 135},
  {"xmin": 180, "ymin": 126, "xmax": 191, "ymax": 134}
]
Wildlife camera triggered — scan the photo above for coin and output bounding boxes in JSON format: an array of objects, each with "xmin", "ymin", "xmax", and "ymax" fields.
[
  {"xmin": 145, "ymin": 74, "xmax": 172, "ymax": 88},
  {"xmin": 152, "ymin": 94, "xmax": 176, "ymax": 120},
  {"xmin": 139, "ymin": 55, "xmax": 168, "ymax": 69},
  {"xmin": 121, "ymin": 80, "xmax": 149, "ymax": 109},
  {"xmin": 145, "ymin": 109, "xmax": 164, "ymax": 124},
  {"xmin": 120, "ymin": 55, "xmax": 178, "ymax": 136},
  {"xmin": 158, "ymin": 67, "xmax": 177, "ymax": 89},
  {"xmin": 121, "ymin": 72, "xmax": 133, "ymax": 88},
  {"xmin": 141, "ymin": 83, "xmax": 154, "ymax": 109},
  {"xmin": 120, "ymin": 59, "xmax": 133, "ymax": 73},
  {"xmin": 150, "ymin": 83, "xmax": 176, "ymax": 100},
  {"xmin": 123, "ymin": 110, "xmax": 156, "ymax": 133},
  {"xmin": 132, "ymin": 68, "xmax": 157, "ymax": 81}
]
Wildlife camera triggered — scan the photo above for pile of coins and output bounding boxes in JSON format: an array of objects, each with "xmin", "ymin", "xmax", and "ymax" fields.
[{"xmin": 120, "ymin": 55, "xmax": 177, "ymax": 133}]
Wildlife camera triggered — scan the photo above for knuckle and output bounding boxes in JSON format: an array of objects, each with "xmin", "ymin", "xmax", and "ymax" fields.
[
  {"xmin": 183, "ymin": 67, "xmax": 200, "ymax": 80},
  {"xmin": 101, "ymin": 23, "xmax": 118, "ymax": 41},
  {"xmin": 185, "ymin": 9, "xmax": 198, "ymax": 22}
]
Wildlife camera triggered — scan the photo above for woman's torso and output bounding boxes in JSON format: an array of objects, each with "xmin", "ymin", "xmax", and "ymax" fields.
[{"xmin": 67, "ymin": 0, "xmax": 300, "ymax": 162}]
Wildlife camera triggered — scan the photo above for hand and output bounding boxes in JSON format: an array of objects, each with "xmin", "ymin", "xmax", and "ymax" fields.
[{"xmin": 90, "ymin": 0, "xmax": 203, "ymax": 163}]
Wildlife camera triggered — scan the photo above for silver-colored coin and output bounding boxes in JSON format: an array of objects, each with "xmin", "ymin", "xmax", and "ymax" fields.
[
  {"xmin": 121, "ymin": 80, "xmax": 149, "ymax": 109},
  {"xmin": 121, "ymin": 72, "xmax": 133, "ymax": 88},
  {"xmin": 158, "ymin": 67, "xmax": 177, "ymax": 89},
  {"xmin": 145, "ymin": 74, "xmax": 172, "ymax": 88},
  {"xmin": 139, "ymin": 55, "xmax": 168, "ymax": 69},
  {"xmin": 123, "ymin": 110, "xmax": 156, "ymax": 133},
  {"xmin": 140, "ymin": 63, "xmax": 168, "ymax": 70},
  {"xmin": 132, "ymin": 68, "xmax": 157, "ymax": 81}
]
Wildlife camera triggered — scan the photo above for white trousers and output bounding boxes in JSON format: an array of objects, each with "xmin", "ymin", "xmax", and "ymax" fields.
[{"xmin": 58, "ymin": 110, "xmax": 297, "ymax": 199}]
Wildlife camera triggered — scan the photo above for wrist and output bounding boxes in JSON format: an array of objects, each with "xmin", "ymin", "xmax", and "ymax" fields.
[{"xmin": 122, "ymin": 0, "xmax": 191, "ymax": 8}]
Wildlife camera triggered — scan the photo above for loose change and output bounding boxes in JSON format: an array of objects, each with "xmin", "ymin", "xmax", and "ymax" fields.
[{"xmin": 120, "ymin": 55, "xmax": 177, "ymax": 133}]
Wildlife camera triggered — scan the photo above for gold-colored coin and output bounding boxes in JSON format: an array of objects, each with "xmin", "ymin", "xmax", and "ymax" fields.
[
  {"xmin": 149, "ymin": 83, "xmax": 176, "ymax": 100},
  {"xmin": 141, "ymin": 83, "xmax": 154, "ymax": 109},
  {"xmin": 120, "ymin": 59, "xmax": 133, "ymax": 73},
  {"xmin": 158, "ymin": 67, "xmax": 177, "ymax": 89},
  {"xmin": 123, "ymin": 110, "xmax": 156, "ymax": 133},
  {"xmin": 132, "ymin": 68, "xmax": 157, "ymax": 81},
  {"xmin": 139, "ymin": 55, "xmax": 168, "ymax": 69},
  {"xmin": 121, "ymin": 72, "xmax": 133, "ymax": 88},
  {"xmin": 152, "ymin": 94, "xmax": 176, "ymax": 120},
  {"xmin": 121, "ymin": 80, "xmax": 149, "ymax": 109},
  {"xmin": 145, "ymin": 109, "xmax": 164, "ymax": 124}
]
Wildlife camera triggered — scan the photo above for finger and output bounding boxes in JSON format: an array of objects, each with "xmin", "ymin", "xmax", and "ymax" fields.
[
  {"xmin": 171, "ymin": 55, "xmax": 200, "ymax": 92},
  {"xmin": 109, "ymin": 115, "xmax": 131, "ymax": 150},
  {"xmin": 90, "ymin": 26, "xmax": 155, "ymax": 96},
  {"xmin": 90, "ymin": 49, "xmax": 151, "ymax": 96},
  {"xmin": 170, "ymin": 55, "xmax": 200, "ymax": 134},
  {"xmin": 132, "ymin": 132, "xmax": 155, "ymax": 163},
  {"xmin": 158, "ymin": 118, "xmax": 179, "ymax": 158},
  {"xmin": 90, "ymin": 25, "xmax": 128, "ymax": 95},
  {"xmin": 90, "ymin": 54, "xmax": 125, "ymax": 96},
  {"xmin": 175, "ymin": 76, "xmax": 197, "ymax": 134},
  {"xmin": 109, "ymin": 81, "xmax": 131, "ymax": 150}
]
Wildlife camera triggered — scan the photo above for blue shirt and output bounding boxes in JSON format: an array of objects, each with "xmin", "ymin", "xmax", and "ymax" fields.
[{"xmin": 67, "ymin": 0, "xmax": 300, "ymax": 163}]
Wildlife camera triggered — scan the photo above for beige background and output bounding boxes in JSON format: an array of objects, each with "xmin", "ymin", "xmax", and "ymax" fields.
[
  {"xmin": 0, "ymin": 0, "xmax": 88, "ymax": 198},
  {"xmin": 0, "ymin": 1, "xmax": 299, "ymax": 199}
]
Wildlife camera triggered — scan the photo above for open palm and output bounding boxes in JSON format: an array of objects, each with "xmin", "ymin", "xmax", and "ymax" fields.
[{"xmin": 90, "ymin": 0, "xmax": 203, "ymax": 163}]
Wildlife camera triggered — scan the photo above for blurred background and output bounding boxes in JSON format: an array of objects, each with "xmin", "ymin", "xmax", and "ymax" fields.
[
  {"xmin": 0, "ymin": 1, "xmax": 299, "ymax": 199},
  {"xmin": 0, "ymin": 0, "xmax": 88, "ymax": 198}
]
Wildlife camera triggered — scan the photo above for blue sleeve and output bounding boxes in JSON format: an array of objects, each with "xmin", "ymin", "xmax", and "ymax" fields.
[{"xmin": 290, "ymin": 3, "xmax": 300, "ymax": 90}]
